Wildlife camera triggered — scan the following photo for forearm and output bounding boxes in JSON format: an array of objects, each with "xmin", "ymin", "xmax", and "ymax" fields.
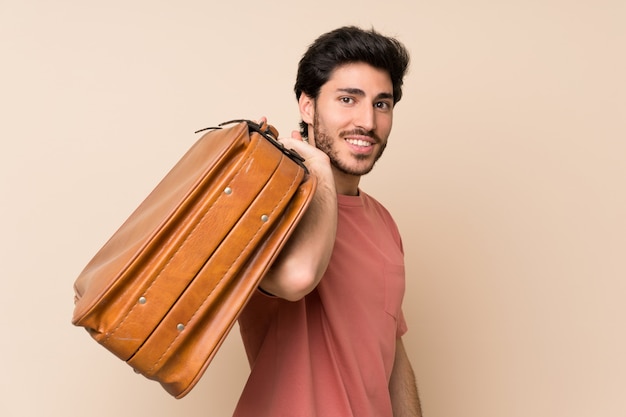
[
  {"xmin": 259, "ymin": 137, "xmax": 337, "ymax": 301},
  {"xmin": 389, "ymin": 338, "xmax": 422, "ymax": 417}
]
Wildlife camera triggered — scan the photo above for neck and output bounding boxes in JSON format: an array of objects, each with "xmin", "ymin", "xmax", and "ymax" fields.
[{"xmin": 332, "ymin": 167, "xmax": 361, "ymax": 196}]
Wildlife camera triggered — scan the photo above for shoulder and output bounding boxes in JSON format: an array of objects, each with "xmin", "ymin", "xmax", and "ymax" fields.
[
  {"xmin": 359, "ymin": 190, "xmax": 403, "ymax": 245},
  {"xmin": 360, "ymin": 190, "xmax": 396, "ymax": 222}
]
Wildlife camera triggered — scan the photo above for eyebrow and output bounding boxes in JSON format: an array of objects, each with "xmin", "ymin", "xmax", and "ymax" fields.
[{"xmin": 336, "ymin": 88, "xmax": 394, "ymax": 101}]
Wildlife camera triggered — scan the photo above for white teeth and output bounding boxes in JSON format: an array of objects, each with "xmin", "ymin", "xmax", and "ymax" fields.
[{"xmin": 346, "ymin": 138, "xmax": 371, "ymax": 147}]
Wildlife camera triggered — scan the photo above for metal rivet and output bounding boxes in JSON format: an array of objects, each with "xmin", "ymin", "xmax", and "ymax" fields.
[
  {"xmin": 261, "ymin": 214, "xmax": 269, "ymax": 222},
  {"xmin": 224, "ymin": 187, "xmax": 232, "ymax": 195},
  {"xmin": 138, "ymin": 296, "xmax": 147, "ymax": 304},
  {"xmin": 176, "ymin": 323, "xmax": 185, "ymax": 331}
]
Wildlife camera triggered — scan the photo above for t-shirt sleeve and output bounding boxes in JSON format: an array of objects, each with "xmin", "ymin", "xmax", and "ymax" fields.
[{"xmin": 397, "ymin": 308, "xmax": 408, "ymax": 337}]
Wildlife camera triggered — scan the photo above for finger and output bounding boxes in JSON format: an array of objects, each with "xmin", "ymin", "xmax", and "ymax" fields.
[
  {"xmin": 291, "ymin": 130, "xmax": 303, "ymax": 140},
  {"xmin": 291, "ymin": 130, "xmax": 311, "ymax": 145}
]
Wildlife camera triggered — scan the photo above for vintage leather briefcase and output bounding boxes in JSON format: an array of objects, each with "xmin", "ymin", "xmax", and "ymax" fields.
[{"xmin": 72, "ymin": 119, "xmax": 316, "ymax": 398}]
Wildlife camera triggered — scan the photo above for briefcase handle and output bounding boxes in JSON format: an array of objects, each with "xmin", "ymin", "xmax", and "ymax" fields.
[{"xmin": 195, "ymin": 119, "xmax": 309, "ymax": 174}]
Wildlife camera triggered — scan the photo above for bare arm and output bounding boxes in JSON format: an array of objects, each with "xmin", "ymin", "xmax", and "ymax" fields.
[
  {"xmin": 258, "ymin": 129, "xmax": 338, "ymax": 301},
  {"xmin": 389, "ymin": 338, "xmax": 422, "ymax": 417}
]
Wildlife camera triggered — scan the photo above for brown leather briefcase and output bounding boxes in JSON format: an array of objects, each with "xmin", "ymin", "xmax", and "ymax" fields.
[{"xmin": 72, "ymin": 119, "xmax": 316, "ymax": 398}]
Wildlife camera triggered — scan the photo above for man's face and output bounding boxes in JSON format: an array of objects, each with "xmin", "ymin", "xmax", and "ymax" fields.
[{"xmin": 311, "ymin": 62, "xmax": 394, "ymax": 178}]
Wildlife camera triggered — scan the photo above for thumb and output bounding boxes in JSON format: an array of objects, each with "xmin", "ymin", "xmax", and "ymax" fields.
[{"xmin": 291, "ymin": 130, "xmax": 303, "ymax": 140}]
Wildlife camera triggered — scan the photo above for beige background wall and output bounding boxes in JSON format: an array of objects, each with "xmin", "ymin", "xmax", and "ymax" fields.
[{"xmin": 1, "ymin": 1, "xmax": 624, "ymax": 416}]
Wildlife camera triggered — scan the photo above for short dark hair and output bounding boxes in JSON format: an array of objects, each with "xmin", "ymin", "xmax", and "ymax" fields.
[{"xmin": 294, "ymin": 26, "xmax": 410, "ymax": 138}]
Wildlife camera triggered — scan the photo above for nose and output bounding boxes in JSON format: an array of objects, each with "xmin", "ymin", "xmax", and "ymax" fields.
[{"xmin": 354, "ymin": 104, "xmax": 376, "ymax": 133}]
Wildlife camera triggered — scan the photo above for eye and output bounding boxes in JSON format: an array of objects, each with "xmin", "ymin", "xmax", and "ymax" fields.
[
  {"xmin": 375, "ymin": 101, "xmax": 392, "ymax": 111},
  {"xmin": 339, "ymin": 96, "xmax": 355, "ymax": 104}
]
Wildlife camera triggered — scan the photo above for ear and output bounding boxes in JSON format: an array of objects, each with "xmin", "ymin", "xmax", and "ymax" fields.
[{"xmin": 298, "ymin": 93, "xmax": 315, "ymax": 125}]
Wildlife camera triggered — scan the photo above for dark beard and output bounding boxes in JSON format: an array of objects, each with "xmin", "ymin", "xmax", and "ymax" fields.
[{"xmin": 313, "ymin": 114, "xmax": 386, "ymax": 177}]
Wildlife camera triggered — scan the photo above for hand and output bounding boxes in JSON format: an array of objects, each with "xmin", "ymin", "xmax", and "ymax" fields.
[
  {"xmin": 255, "ymin": 116, "xmax": 330, "ymax": 179},
  {"xmin": 280, "ymin": 130, "xmax": 331, "ymax": 180}
]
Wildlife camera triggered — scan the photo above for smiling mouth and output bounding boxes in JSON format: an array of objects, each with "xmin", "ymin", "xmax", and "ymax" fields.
[{"xmin": 345, "ymin": 138, "xmax": 373, "ymax": 147}]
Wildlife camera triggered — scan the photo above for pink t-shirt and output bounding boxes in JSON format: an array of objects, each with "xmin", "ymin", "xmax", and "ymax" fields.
[{"xmin": 234, "ymin": 191, "xmax": 407, "ymax": 417}]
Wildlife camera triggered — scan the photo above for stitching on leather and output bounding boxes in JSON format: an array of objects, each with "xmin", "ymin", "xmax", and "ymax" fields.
[
  {"xmin": 148, "ymin": 162, "xmax": 301, "ymax": 372},
  {"xmin": 104, "ymin": 135, "xmax": 262, "ymax": 346}
]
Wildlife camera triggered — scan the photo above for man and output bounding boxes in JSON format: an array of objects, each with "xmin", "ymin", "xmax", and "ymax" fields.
[{"xmin": 234, "ymin": 26, "xmax": 421, "ymax": 417}]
